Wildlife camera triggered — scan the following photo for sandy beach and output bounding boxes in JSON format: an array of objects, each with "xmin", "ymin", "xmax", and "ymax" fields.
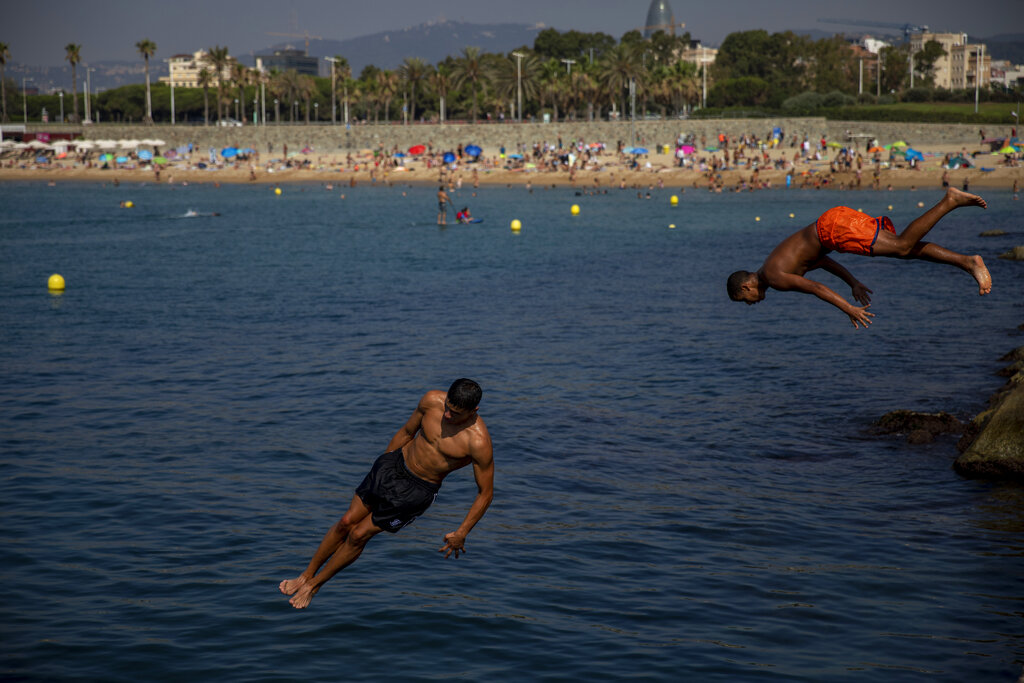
[{"xmin": 2, "ymin": 141, "xmax": 1021, "ymax": 191}]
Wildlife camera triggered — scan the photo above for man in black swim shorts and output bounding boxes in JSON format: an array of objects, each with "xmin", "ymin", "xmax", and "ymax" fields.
[{"xmin": 279, "ymin": 379, "xmax": 494, "ymax": 609}]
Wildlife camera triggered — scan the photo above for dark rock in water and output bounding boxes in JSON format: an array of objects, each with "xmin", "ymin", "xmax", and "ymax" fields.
[
  {"xmin": 979, "ymin": 229, "xmax": 1007, "ymax": 236},
  {"xmin": 998, "ymin": 245, "xmax": 1024, "ymax": 260},
  {"xmin": 907, "ymin": 429, "xmax": 934, "ymax": 444},
  {"xmin": 997, "ymin": 360, "xmax": 1024, "ymax": 378},
  {"xmin": 954, "ymin": 359, "xmax": 1024, "ymax": 482},
  {"xmin": 874, "ymin": 410, "xmax": 963, "ymax": 442},
  {"xmin": 1000, "ymin": 346, "xmax": 1024, "ymax": 362}
]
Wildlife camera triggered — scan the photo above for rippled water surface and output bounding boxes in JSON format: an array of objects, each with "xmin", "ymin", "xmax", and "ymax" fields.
[{"xmin": 2, "ymin": 179, "xmax": 1023, "ymax": 681}]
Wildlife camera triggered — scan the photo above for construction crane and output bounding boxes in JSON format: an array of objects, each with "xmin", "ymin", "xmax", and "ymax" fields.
[
  {"xmin": 265, "ymin": 31, "xmax": 323, "ymax": 56},
  {"xmin": 639, "ymin": 21, "xmax": 686, "ymax": 37},
  {"xmin": 818, "ymin": 18, "xmax": 929, "ymax": 43}
]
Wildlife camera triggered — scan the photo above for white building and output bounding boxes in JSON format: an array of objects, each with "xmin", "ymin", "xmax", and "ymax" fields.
[{"xmin": 158, "ymin": 50, "xmax": 234, "ymax": 88}]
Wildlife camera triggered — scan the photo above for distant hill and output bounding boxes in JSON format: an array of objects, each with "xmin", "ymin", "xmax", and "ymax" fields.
[
  {"xmin": 983, "ymin": 33, "xmax": 1024, "ymax": 64},
  {"xmin": 259, "ymin": 20, "xmax": 546, "ymax": 75}
]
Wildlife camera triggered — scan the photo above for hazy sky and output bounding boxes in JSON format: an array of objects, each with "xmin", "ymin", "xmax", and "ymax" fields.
[{"xmin": 7, "ymin": 0, "xmax": 1016, "ymax": 66}]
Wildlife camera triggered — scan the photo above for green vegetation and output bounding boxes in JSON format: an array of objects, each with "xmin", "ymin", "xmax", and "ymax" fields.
[{"xmin": 5, "ymin": 27, "xmax": 1022, "ymax": 125}]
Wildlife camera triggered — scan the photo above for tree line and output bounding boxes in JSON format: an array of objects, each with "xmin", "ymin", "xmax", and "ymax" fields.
[{"xmin": 1, "ymin": 28, "xmax": 1019, "ymax": 125}]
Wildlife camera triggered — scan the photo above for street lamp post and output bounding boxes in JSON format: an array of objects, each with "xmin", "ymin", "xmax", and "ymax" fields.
[
  {"xmin": 59, "ymin": 91, "xmax": 64, "ymax": 122},
  {"xmin": 701, "ymin": 46, "xmax": 707, "ymax": 109},
  {"xmin": 234, "ymin": 98, "xmax": 239, "ymax": 121},
  {"xmin": 85, "ymin": 67, "xmax": 94, "ymax": 123},
  {"xmin": 253, "ymin": 97, "xmax": 258, "ymax": 125},
  {"xmin": 975, "ymin": 44, "xmax": 984, "ymax": 114},
  {"xmin": 561, "ymin": 58, "xmax": 575, "ymax": 75},
  {"xmin": 168, "ymin": 59, "xmax": 176, "ymax": 125},
  {"xmin": 325, "ymin": 57, "xmax": 338, "ymax": 124},
  {"xmin": 22, "ymin": 77, "xmax": 30, "ymax": 122},
  {"xmin": 512, "ymin": 51, "xmax": 524, "ymax": 123},
  {"xmin": 314, "ymin": 101, "xmax": 318, "ymax": 122}
]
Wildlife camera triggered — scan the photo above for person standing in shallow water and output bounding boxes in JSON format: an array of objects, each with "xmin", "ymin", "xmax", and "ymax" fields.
[
  {"xmin": 726, "ymin": 188, "xmax": 991, "ymax": 329},
  {"xmin": 279, "ymin": 379, "xmax": 494, "ymax": 609}
]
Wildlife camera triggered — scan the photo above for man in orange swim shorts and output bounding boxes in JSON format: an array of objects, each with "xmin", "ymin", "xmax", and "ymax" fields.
[{"xmin": 726, "ymin": 188, "xmax": 992, "ymax": 329}]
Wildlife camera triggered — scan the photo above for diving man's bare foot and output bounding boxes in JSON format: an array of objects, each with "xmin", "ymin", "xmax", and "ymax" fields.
[
  {"xmin": 970, "ymin": 255, "xmax": 992, "ymax": 295},
  {"xmin": 289, "ymin": 584, "xmax": 319, "ymax": 609},
  {"xmin": 279, "ymin": 575, "xmax": 308, "ymax": 596},
  {"xmin": 947, "ymin": 186, "xmax": 987, "ymax": 209}
]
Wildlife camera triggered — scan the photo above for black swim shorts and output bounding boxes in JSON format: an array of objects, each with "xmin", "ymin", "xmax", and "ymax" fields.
[{"xmin": 356, "ymin": 449, "xmax": 440, "ymax": 533}]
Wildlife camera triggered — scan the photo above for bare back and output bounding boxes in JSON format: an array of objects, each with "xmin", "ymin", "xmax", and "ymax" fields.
[
  {"xmin": 397, "ymin": 391, "xmax": 491, "ymax": 484},
  {"xmin": 760, "ymin": 223, "xmax": 828, "ymax": 284}
]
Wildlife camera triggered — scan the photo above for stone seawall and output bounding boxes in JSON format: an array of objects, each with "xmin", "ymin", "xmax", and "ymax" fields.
[{"xmin": 26, "ymin": 118, "xmax": 994, "ymax": 154}]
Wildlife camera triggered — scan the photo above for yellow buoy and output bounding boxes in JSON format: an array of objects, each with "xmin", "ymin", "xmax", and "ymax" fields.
[
  {"xmin": 48, "ymin": 273, "xmax": 65, "ymax": 291},
  {"xmin": 888, "ymin": 205, "xmax": 893, "ymax": 210},
  {"xmin": 274, "ymin": 187, "xmax": 282, "ymax": 195},
  {"xmin": 917, "ymin": 201, "xmax": 924, "ymax": 208},
  {"xmin": 789, "ymin": 213, "xmax": 795, "ymax": 218},
  {"xmin": 670, "ymin": 195, "xmax": 679, "ymax": 206},
  {"xmin": 125, "ymin": 200, "xmax": 133, "ymax": 208},
  {"xmin": 570, "ymin": 204, "xmax": 580, "ymax": 216},
  {"xmin": 510, "ymin": 219, "xmax": 522, "ymax": 231},
  {"xmin": 668, "ymin": 224, "xmax": 676, "ymax": 229},
  {"xmin": 755, "ymin": 216, "xmax": 760, "ymax": 222}
]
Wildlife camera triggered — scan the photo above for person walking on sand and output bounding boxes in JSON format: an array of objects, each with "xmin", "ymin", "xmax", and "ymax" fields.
[
  {"xmin": 279, "ymin": 379, "xmax": 494, "ymax": 609},
  {"xmin": 726, "ymin": 188, "xmax": 991, "ymax": 329},
  {"xmin": 437, "ymin": 185, "xmax": 450, "ymax": 225}
]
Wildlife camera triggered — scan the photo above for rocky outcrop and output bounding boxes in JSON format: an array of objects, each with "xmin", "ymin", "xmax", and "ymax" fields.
[
  {"xmin": 954, "ymin": 346, "xmax": 1024, "ymax": 481},
  {"xmin": 998, "ymin": 246, "xmax": 1024, "ymax": 261},
  {"xmin": 873, "ymin": 410, "xmax": 963, "ymax": 444}
]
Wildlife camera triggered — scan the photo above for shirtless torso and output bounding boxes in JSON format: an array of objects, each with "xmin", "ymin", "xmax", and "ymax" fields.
[{"xmin": 392, "ymin": 390, "xmax": 492, "ymax": 485}]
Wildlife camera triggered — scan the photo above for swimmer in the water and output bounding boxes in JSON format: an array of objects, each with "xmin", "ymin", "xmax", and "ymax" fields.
[{"xmin": 726, "ymin": 188, "xmax": 991, "ymax": 329}]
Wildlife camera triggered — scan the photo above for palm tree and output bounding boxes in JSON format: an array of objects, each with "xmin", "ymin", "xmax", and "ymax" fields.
[
  {"xmin": 398, "ymin": 57, "xmax": 429, "ymax": 122},
  {"xmin": 599, "ymin": 44, "xmax": 642, "ymax": 119},
  {"xmin": 429, "ymin": 66, "xmax": 453, "ymax": 123},
  {"xmin": 65, "ymin": 43, "xmax": 81, "ymax": 123},
  {"xmin": 197, "ymin": 68, "xmax": 213, "ymax": 125},
  {"xmin": 298, "ymin": 74, "xmax": 315, "ymax": 123},
  {"xmin": 451, "ymin": 47, "xmax": 487, "ymax": 123},
  {"xmin": 205, "ymin": 45, "xmax": 231, "ymax": 122},
  {"xmin": 539, "ymin": 59, "xmax": 563, "ymax": 122},
  {"xmin": 136, "ymin": 38, "xmax": 157, "ymax": 124},
  {"xmin": 230, "ymin": 60, "xmax": 249, "ymax": 123},
  {"xmin": 376, "ymin": 70, "xmax": 398, "ymax": 122},
  {"xmin": 331, "ymin": 55, "xmax": 352, "ymax": 123}
]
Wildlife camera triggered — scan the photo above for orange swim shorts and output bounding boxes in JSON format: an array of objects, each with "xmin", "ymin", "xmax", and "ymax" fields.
[{"xmin": 815, "ymin": 206, "xmax": 895, "ymax": 256}]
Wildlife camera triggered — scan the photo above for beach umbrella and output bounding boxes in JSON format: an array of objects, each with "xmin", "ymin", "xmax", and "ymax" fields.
[
  {"xmin": 998, "ymin": 145, "xmax": 1017, "ymax": 154},
  {"xmin": 443, "ymin": 152, "xmax": 456, "ymax": 163},
  {"xmin": 632, "ymin": 147, "xmax": 649, "ymax": 155},
  {"xmin": 242, "ymin": 148, "xmax": 255, "ymax": 155},
  {"xmin": 622, "ymin": 146, "xmax": 636, "ymax": 154},
  {"xmin": 300, "ymin": 146, "xmax": 313, "ymax": 154},
  {"xmin": 465, "ymin": 144, "xmax": 482, "ymax": 157},
  {"xmin": 221, "ymin": 147, "xmax": 238, "ymax": 158},
  {"xmin": 891, "ymin": 140, "xmax": 908, "ymax": 148},
  {"xmin": 588, "ymin": 142, "xmax": 603, "ymax": 148},
  {"xmin": 507, "ymin": 153, "xmax": 524, "ymax": 159},
  {"xmin": 115, "ymin": 156, "xmax": 129, "ymax": 164},
  {"xmin": 393, "ymin": 151, "xmax": 406, "ymax": 157},
  {"xmin": 99, "ymin": 153, "xmax": 113, "ymax": 162},
  {"xmin": 827, "ymin": 141, "xmax": 842, "ymax": 148},
  {"xmin": 868, "ymin": 146, "xmax": 884, "ymax": 153},
  {"xmin": 27, "ymin": 140, "xmax": 51, "ymax": 150},
  {"xmin": 138, "ymin": 149, "xmax": 153, "ymax": 161},
  {"xmin": 154, "ymin": 156, "xmax": 168, "ymax": 165},
  {"xmin": 96, "ymin": 139, "xmax": 118, "ymax": 150},
  {"xmin": 904, "ymin": 149, "xmax": 924, "ymax": 161},
  {"xmin": 36, "ymin": 155, "xmax": 50, "ymax": 163},
  {"xmin": 139, "ymin": 138, "xmax": 165, "ymax": 146},
  {"xmin": 408, "ymin": 144, "xmax": 426, "ymax": 155}
]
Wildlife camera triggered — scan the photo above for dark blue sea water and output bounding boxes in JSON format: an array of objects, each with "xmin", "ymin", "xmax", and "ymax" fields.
[{"xmin": 1, "ymin": 178, "xmax": 1022, "ymax": 682}]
